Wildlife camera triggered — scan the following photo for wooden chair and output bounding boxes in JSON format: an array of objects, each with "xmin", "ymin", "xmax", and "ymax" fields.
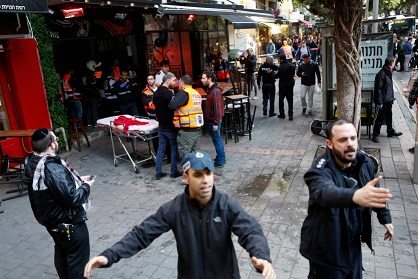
[{"xmin": 68, "ymin": 118, "xmax": 90, "ymax": 151}]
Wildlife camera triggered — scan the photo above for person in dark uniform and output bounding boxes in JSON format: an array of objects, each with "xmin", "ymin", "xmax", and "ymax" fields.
[
  {"xmin": 275, "ymin": 54, "xmax": 296, "ymax": 120},
  {"xmin": 300, "ymin": 119, "xmax": 394, "ymax": 279},
  {"xmin": 371, "ymin": 56, "xmax": 403, "ymax": 143},
  {"xmin": 257, "ymin": 56, "xmax": 279, "ymax": 117}
]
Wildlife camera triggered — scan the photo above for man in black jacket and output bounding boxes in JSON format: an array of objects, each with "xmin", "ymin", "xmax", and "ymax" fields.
[
  {"xmin": 84, "ymin": 151, "xmax": 276, "ymax": 279},
  {"xmin": 296, "ymin": 54, "xmax": 321, "ymax": 116},
  {"xmin": 113, "ymin": 69, "xmax": 140, "ymax": 116},
  {"xmin": 153, "ymin": 73, "xmax": 181, "ymax": 179},
  {"xmin": 372, "ymin": 56, "xmax": 403, "ymax": 143},
  {"xmin": 275, "ymin": 54, "xmax": 296, "ymax": 120},
  {"xmin": 257, "ymin": 55, "xmax": 279, "ymax": 117},
  {"xmin": 24, "ymin": 128, "xmax": 94, "ymax": 279},
  {"xmin": 300, "ymin": 119, "xmax": 394, "ymax": 279}
]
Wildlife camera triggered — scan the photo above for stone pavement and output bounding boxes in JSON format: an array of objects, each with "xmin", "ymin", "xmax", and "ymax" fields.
[{"xmin": 1, "ymin": 72, "xmax": 418, "ymax": 279}]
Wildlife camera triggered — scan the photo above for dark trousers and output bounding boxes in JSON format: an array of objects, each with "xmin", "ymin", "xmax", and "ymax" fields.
[
  {"xmin": 262, "ymin": 84, "xmax": 276, "ymax": 116},
  {"xmin": 46, "ymin": 222, "xmax": 90, "ymax": 279},
  {"xmin": 398, "ymin": 54, "xmax": 405, "ymax": 71},
  {"xmin": 278, "ymin": 85, "xmax": 294, "ymax": 116},
  {"xmin": 308, "ymin": 241, "xmax": 362, "ymax": 279},
  {"xmin": 373, "ymin": 102, "xmax": 394, "ymax": 136},
  {"xmin": 83, "ymin": 97, "xmax": 98, "ymax": 126},
  {"xmin": 156, "ymin": 130, "xmax": 178, "ymax": 175}
]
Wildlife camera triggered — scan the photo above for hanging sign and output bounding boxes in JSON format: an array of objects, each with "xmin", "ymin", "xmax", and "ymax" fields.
[{"xmin": 0, "ymin": 0, "xmax": 49, "ymax": 13}]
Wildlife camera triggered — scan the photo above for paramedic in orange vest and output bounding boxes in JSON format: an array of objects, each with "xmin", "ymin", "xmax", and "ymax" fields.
[
  {"xmin": 142, "ymin": 74, "xmax": 163, "ymax": 155},
  {"xmin": 62, "ymin": 68, "xmax": 83, "ymax": 119},
  {"xmin": 142, "ymin": 74, "xmax": 158, "ymax": 119},
  {"xmin": 168, "ymin": 75, "xmax": 204, "ymax": 160}
]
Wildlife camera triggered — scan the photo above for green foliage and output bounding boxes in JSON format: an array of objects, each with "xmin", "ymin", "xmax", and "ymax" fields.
[{"xmin": 27, "ymin": 14, "xmax": 67, "ymax": 131}]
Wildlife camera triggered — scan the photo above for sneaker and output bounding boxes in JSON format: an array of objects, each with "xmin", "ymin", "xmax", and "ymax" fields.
[
  {"xmin": 277, "ymin": 114, "xmax": 285, "ymax": 119},
  {"xmin": 251, "ymin": 96, "xmax": 258, "ymax": 100},
  {"xmin": 214, "ymin": 163, "xmax": 224, "ymax": 168},
  {"xmin": 302, "ymin": 108, "xmax": 307, "ymax": 115},
  {"xmin": 155, "ymin": 173, "xmax": 167, "ymax": 180},
  {"xmin": 371, "ymin": 136, "xmax": 379, "ymax": 143},
  {"xmin": 387, "ymin": 131, "xmax": 402, "ymax": 137},
  {"xmin": 307, "ymin": 111, "xmax": 313, "ymax": 116},
  {"xmin": 170, "ymin": 171, "xmax": 183, "ymax": 178},
  {"xmin": 269, "ymin": 113, "xmax": 277, "ymax": 117}
]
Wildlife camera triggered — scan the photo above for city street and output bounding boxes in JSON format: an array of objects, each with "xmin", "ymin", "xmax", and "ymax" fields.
[{"xmin": 1, "ymin": 72, "xmax": 418, "ymax": 279}]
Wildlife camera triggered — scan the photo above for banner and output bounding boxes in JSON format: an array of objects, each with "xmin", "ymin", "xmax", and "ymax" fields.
[{"xmin": 0, "ymin": 0, "xmax": 48, "ymax": 13}]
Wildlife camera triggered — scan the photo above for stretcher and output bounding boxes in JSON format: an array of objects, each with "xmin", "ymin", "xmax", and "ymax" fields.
[{"xmin": 97, "ymin": 115, "xmax": 159, "ymax": 173}]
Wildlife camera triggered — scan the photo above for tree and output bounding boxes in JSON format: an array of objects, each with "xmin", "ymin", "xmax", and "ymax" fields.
[
  {"xmin": 373, "ymin": 0, "xmax": 417, "ymax": 16},
  {"xmin": 294, "ymin": 0, "xmax": 364, "ymax": 129}
]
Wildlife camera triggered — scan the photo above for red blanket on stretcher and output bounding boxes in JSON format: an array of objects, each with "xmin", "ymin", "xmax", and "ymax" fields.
[{"xmin": 113, "ymin": 116, "xmax": 148, "ymax": 133}]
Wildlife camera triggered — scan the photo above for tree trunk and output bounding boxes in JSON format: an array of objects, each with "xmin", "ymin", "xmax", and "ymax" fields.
[{"xmin": 333, "ymin": 0, "xmax": 363, "ymax": 131}]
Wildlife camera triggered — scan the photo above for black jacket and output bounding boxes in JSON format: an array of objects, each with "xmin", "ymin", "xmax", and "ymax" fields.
[
  {"xmin": 300, "ymin": 149, "xmax": 392, "ymax": 272},
  {"xmin": 296, "ymin": 61, "xmax": 321, "ymax": 86},
  {"xmin": 257, "ymin": 63, "xmax": 279, "ymax": 86},
  {"xmin": 153, "ymin": 86, "xmax": 176, "ymax": 131},
  {"xmin": 100, "ymin": 186, "xmax": 271, "ymax": 279},
  {"xmin": 112, "ymin": 79, "xmax": 137, "ymax": 105},
  {"xmin": 275, "ymin": 61, "xmax": 296, "ymax": 88},
  {"xmin": 374, "ymin": 66, "xmax": 395, "ymax": 105},
  {"xmin": 24, "ymin": 154, "xmax": 90, "ymax": 227}
]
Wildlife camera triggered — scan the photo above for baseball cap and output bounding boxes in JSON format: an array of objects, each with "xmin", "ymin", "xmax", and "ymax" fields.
[{"xmin": 182, "ymin": 151, "xmax": 214, "ymax": 173}]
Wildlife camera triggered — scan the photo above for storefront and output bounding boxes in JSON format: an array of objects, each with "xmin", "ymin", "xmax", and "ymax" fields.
[{"xmin": 0, "ymin": 2, "xmax": 51, "ymax": 158}]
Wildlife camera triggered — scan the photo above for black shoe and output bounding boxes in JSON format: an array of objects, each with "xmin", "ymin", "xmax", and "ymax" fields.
[
  {"xmin": 387, "ymin": 131, "xmax": 403, "ymax": 137},
  {"xmin": 170, "ymin": 171, "xmax": 183, "ymax": 178},
  {"xmin": 155, "ymin": 173, "xmax": 167, "ymax": 180},
  {"xmin": 302, "ymin": 108, "xmax": 307, "ymax": 115},
  {"xmin": 263, "ymin": 110, "xmax": 267, "ymax": 116},
  {"xmin": 269, "ymin": 113, "xmax": 277, "ymax": 117},
  {"xmin": 277, "ymin": 114, "xmax": 285, "ymax": 119},
  {"xmin": 371, "ymin": 136, "xmax": 379, "ymax": 143},
  {"xmin": 214, "ymin": 162, "xmax": 224, "ymax": 168},
  {"xmin": 289, "ymin": 115, "xmax": 293, "ymax": 121},
  {"xmin": 409, "ymin": 147, "xmax": 415, "ymax": 154}
]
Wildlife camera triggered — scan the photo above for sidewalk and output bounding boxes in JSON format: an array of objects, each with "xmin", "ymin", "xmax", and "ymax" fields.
[{"xmin": 0, "ymin": 75, "xmax": 417, "ymax": 278}]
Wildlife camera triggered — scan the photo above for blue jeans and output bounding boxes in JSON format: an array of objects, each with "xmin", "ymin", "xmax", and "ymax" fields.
[
  {"xmin": 156, "ymin": 130, "xmax": 178, "ymax": 175},
  {"xmin": 208, "ymin": 122, "xmax": 225, "ymax": 165}
]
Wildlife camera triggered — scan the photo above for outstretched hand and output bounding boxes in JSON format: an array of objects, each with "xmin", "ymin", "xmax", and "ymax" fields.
[
  {"xmin": 352, "ymin": 176, "xmax": 392, "ymax": 208},
  {"xmin": 251, "ymin": 256, "xmax": 277, "ymax": 279},
  {"xmin": 84, "ymin": 256, "xmax": 108, "ymax": 278}
]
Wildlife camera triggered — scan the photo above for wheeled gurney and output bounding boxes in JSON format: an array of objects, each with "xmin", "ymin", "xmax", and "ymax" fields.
[{"xmin": 97, "ymin": 115, "xmax": 159, "ymax": 173}]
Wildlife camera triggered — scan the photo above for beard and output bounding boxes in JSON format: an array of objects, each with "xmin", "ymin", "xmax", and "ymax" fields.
[{"xmin": 332, "ymin": 146, "xmax": 356, "ymax": 164}]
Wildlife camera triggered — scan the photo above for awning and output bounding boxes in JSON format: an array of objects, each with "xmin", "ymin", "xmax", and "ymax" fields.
[
  {"xmin": 298, "ymin": 19, "xmax": 313, "ymax": 28},
  {"xmin": 221, "ymin": 14, "xmax": 258, "ymax": 29},
  {"xmin": 1, "ymin": 0, "xmax": 49, "ymax": 13}
]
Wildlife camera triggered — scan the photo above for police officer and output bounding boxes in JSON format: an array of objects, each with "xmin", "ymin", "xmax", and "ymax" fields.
[
  {"xmin": 275, "ymin": 54, "xmax": 296, "ymax": 120},
  {"xmin": 257, "ymin": 56, "xmax": 279, "ymax": 117}
]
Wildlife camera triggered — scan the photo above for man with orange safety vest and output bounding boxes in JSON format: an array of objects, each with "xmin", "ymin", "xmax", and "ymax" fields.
[
  {"xmin": 62, "ymin": 68, "xmax": 83, "ymax": 120},
  {"xmin": 142, "ymin": 74, "xmax": 158, "ymax": 119},
  {"xmin": 168, "ymin": 75, "xmax": 204, "ymax": 160}
]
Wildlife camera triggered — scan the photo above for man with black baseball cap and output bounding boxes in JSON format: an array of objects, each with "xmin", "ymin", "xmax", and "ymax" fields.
[
  {"xmin": 23, "ymin": 128, "xmax": 94, "ymax": 279},
  {"xmin": 85, "ymin": 151, "xmax": 276, "ymax": 278}
]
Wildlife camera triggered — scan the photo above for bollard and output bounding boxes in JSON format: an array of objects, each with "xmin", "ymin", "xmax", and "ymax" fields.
[{"xmin": 414, "ymin": 142, "xmax": 418, "ymax": 184}]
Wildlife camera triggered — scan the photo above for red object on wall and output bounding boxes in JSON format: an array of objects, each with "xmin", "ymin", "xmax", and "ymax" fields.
[{"xmin": 0, "ymin": 38, "xmax": 52, "ymax": 158}]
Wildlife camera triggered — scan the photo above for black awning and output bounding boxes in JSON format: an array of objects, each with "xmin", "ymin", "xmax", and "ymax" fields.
[
  {"xmin": 221, "ymin": 14, "xmax": 258, "ymax": 29},
  {"xmin": 1, "ymin": 0, "xmax": 49, "ymax": 13}
]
